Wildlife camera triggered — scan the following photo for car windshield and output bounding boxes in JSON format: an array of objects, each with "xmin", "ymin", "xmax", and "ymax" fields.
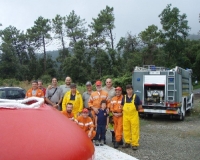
[
  {"xmin": 0, "ymin": 90, "xmax": 6, "ymax": 99},
  {"xmin": 0, "ymin": 88, "xmax": 25, "ymax": 99}
]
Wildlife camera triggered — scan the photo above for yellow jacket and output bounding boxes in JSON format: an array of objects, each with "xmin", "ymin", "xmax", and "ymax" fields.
[{"xmin": 62, "ymin": 90, "xmax": 83, "ymax": 117}]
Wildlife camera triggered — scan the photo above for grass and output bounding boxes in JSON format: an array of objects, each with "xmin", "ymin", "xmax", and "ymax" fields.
[
  {"xmin": 193, "ymin": 83, "xmax": 200, "ymax": 90},
  {"xmin": 187, "ymin": 98, "xmax": 200, "ymax": 118}
]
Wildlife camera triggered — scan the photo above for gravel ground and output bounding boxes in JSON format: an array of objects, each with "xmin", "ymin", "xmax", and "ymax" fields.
[{"xmin": 106, "ymin": 95, "xmax": 200, "ymax": 160}]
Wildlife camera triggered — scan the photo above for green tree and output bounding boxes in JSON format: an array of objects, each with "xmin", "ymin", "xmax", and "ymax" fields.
[
  {"xmin": 139, "ymin": 25, "xmax": 161, "ymax": 65},
  {"xmin": 27, "ymin": 16, "xmax": 52, "ymax": 73},
  {"xmin": 89, "ymin": 6, "xmax": 115, "ymax": 49},
  {"xmin": 0, "ymin": 26, "xmax": 31, "ymax": 80},
  {"xmin": 62, "ymin": 40, "xmax": 91, "ymax": 83},
  {"xmin": 184, "ymin": 39, "xmax": 200, "ymax": 79},
  {"xmin": 117, "ymin": 33, "xmax": 142, "ymax": 72},
  {"xmin": 92, "ymin": 49, "xmax": 111, "ymax": 79},
  {"xmin": 37, "ymin": 55, "xmax": 58, "ymax": 79},
  {"xmin": 65, "ymin": 10, "xmax": 87, "ymax": 47},
  {"xmin": 159, "ymin": 4, "xmax": 190, "ymax": 67},
  {"xmin": 88, "ymin": 6, "xmax": 115, "ymax": 78},
  {"xmin": 52, "ymin": 14, "xmax": 66, "ymax": 51}
]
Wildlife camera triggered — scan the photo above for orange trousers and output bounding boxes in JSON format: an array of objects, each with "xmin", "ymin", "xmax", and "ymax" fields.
[
  {"xmin": 113, "ymin": 115, "xmax": 123, "ymax": 142},
  {"xmin": 91, "ymin": 110, "xmax": 96, "ymax": 124}
]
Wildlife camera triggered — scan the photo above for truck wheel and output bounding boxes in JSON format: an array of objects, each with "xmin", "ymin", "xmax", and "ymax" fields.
[
  {"xmin": 146, "ymin": 114, "xmax": 153, "ymax": 118},
  {"xmin": 139, "ymin": 113, "xmax": 144, "ymax": 118},
  {"xmin": 179, "ymin": 103, "xmax": 186, "ymax": 121}
]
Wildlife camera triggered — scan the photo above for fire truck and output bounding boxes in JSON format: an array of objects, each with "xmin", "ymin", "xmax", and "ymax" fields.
[{"xmin": 132, "ymin": 65, "xmax": 194, "ymax": 120}]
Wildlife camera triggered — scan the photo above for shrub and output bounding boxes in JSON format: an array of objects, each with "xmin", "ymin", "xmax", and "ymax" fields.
[
  {"xmin": 2, "ymin": 79, "xmax": 20, "ymax": 86},
  {"xmin": 40, "ymin": 75, "xmax": 52, "ymax": 84}
]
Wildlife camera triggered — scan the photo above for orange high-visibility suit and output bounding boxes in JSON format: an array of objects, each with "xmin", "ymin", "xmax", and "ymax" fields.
[
  {"xmin": 122, "ymin": 94, "xmax": 140, "ymax": 147},
  {"xmin": 110, "ymin": 95, "xmax": 123, "ymax": 142},
  {"xmin": 75, "ymin": 116, "xmax": 96, "ymax": 139},
  {"xmin": 62, "ymin": 90, "xmax": 83, "ymax": 118},
  {"xmin": 26, "ymin": 89, "xmax": 44, "ymax": 98},
  {"xmin": 88, "ymin": 90, "xmax": 110, "ymax": 121},
  {"xmin": 61, "ymin": 111, "xmax": 75, "ymax": 121}
]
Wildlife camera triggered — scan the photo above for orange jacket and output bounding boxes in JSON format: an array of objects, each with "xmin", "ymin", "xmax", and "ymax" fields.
[
  {"xmin": 75, "ymin": 116, "xmax": 94, "ymax": 132},
  {"xmin": 88, "ymin": 90, "xmax": 110, "ymax": 109},
  {"xmin": 110, "ymin": 95, "xmax": 123, "ymax": 113},
  {"xmin": 61, "ymin": 111, "xmax": 74, "ymax": 121},
  {"xmin": 26, "ymin": 89, "xmax": 44, "ymax": 98}
]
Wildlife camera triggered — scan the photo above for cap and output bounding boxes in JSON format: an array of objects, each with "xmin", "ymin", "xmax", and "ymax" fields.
[
  {"xmin": 86, "ymin": 81, "xmax": 92, "ymax": 86},
  {"xmin": 115, "ymin": 86, "xmax": 122, "ymax": 91},
  {"xmin": 70, "ymin": 83, "xmax": 76, "ymax": 88},
  {"xmin": 82, "ymin": 108, "xmax": 89, "ymax": 113},
  {"xmin": 95, "ymin": 80, "xmax": 102, "ymax": 86}
]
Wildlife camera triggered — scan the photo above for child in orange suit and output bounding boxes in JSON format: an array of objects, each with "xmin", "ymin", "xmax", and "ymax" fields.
[{"xmin": 75, "ymin": 108, "xmax": 96, "ymax": 140}]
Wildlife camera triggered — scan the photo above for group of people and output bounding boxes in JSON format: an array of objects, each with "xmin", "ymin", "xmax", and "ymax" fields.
[{"xmin": 25, "ymin": 77, "xmax": 142, "ymax": 150}]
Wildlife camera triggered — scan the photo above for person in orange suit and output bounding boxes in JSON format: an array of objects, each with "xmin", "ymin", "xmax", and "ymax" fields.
[
  {"xmin": 75, "ymin": 108, "xmax": 96, "ymax": 140},
  {"xmin": 25, "ymin": 80, "xmax": 44, "ymax": 98},
  {"xmin": 88, "ymin": 80, "xmax": 110, "ymax": 121},
  {"xmin": 61, "ymin": 103, "xmax": 75, "ymax": 121},
  {"xmin": 88, "ymin": 80, "xmax": 110, "ymax": 144},
  {"xmin": 110, "ymin": 86, "xmax": 123, "ymax": 148}
]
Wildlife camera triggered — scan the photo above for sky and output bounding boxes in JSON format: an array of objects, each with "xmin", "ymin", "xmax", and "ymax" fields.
[{"xmin": 0, "ymin": 0, "xmax": 199, "ymax": 51}]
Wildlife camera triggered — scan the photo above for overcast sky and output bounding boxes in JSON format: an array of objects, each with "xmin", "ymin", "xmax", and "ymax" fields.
[{"xmin": 0, "ymin": 0, "xmax": 199, "ymax": 51}]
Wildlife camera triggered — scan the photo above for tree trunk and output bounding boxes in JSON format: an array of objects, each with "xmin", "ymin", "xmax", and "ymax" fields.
[
  {"xmin": 61, "ymin": 32, "xmax": 65, "ymax": 52},
  {"xmin": 109, "ymin": 29, "xmax": 114, "ymax": 50},
  {"xmin": 42, "ymin": 36, "xmax": 46, "ymax": 73}
]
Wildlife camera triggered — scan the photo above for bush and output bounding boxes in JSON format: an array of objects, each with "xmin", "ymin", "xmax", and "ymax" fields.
[
  {"xmin": 0, "ymin": 79, "xmax": 3, "ymax": 86},
  {"xmin": 2, "ymin": 79, "xmax": 20, "ymax": 86},
  {"xmin": 40, "ymin": 75, "xmax": 52, "ymax": 84}
]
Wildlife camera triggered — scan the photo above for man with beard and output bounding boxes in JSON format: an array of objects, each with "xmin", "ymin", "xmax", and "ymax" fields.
[
  {"xmin": 61, "ymin": 103, "xmax": 74, "ymax": 121},
  {"xmin": 60, "ymin": 76, "xmax": 72, "ymax": 97}
]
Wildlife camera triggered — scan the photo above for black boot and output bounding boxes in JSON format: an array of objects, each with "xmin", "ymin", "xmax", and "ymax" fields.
[
  {"xmin": 111, "ymin": 131, "xmax": 115, "ymax": 142},
  {"xmin": 114, "ymin": 141, "xmax": 119, "ymax": 148},
  {"xmin": 119, "ymin": 139, "xmax": 123, "ymax": 145}
]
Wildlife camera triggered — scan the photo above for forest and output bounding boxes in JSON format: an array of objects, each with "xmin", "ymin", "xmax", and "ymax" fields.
[{"xmin": 0, "ymin": 4, "xmax": 200, "ymax": 85}]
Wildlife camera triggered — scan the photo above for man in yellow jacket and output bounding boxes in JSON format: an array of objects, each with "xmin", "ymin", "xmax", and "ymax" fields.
[{"xmin": 62, "ymin": 83, "xmax": 83, "ymax": 118}]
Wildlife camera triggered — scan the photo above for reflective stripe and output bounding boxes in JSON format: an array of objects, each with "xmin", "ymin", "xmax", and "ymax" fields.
[
  {"xmin": 76, "ymin": 121, "xmax": 93, "ymax": 126},
  {"xmin": 139, "ymin": 109, "xmax": 178, "ymax": 114},
  {"xmin": 78, "ymin": 122, "xmax": 84, "ymax": 126},
  {"xmin": 112, "ymin": 100, "xmax": 117, "ymax": 103},
  {"xmin": 85, "ymin": 122, "xmax": 93, "ymax": 126},
  {"xmin": 111, "ymin": 100, "xmax": 122, "ymax": 104}
]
